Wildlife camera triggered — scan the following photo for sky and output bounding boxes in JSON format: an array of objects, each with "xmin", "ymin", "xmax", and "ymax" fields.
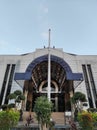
[{"xmin": 0, "ymin": 0, "xmax": 97, "ymax": 55}]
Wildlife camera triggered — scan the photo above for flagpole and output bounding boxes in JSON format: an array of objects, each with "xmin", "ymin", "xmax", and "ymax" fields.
[{"xmin": 48, "ymin": 29, "xmax": 51, "ymax": 101}]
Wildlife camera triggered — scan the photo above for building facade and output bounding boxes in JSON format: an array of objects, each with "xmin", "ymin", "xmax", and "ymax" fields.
[{"xmin": 0, "ymin": 47, "xmax": 97, "ymax": 111}]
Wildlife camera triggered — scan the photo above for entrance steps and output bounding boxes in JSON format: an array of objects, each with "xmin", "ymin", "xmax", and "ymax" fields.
[
  {"xmin": 51, "ymin": 112, "xmax": 65, "ymax": 125},
  {"xmin": 22, "ymin": 112, "xmax": 65, "ymax": 125}
]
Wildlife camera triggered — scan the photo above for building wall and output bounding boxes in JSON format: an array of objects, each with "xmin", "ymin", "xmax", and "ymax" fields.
[{"xmin": 0, "ymin": 48, "xmax": 97, "ymax": 108}]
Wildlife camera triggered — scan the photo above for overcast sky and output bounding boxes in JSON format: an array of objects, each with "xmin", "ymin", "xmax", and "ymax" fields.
[{"xmin": 0, "ymin": 0, "xmax": 97, "ymax": 55}]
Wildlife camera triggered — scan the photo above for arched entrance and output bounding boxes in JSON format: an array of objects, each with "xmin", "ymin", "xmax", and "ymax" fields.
[
  {"xmin": 37, "ymin": 80, "xmax": 59, "ymax": 112},
  {"xmin": 14, "ymin": 54, "xmax": 83, "ymax": 112}
]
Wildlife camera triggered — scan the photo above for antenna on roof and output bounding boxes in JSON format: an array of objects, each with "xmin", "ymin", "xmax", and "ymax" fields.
[{"xmin": 48, "ymin": 28, "xmax": 51, "ymax": 48}]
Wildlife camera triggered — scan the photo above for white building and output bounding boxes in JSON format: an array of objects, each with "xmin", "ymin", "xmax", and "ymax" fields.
[{"xmin": 0, "ymin": 47, "xmax": 97, "ymax": 111}]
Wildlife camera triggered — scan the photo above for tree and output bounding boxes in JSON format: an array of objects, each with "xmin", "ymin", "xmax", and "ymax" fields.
[
  {"xmin": 34, "ymin": 96, "xmax": 53, "ymax": 130},
  {"xmin": 71, "ymin": 92, "xmax": 86, "ymax": 109},
  {"xmin": 0, "ymin": 109, "xmax": 20, "ymax": 130},
  {"xmin": 71, "ymin": 92, "xmax": 87, "ymax": 121},
  {"xmin": 71, "ymin": 92, "xmax": 86, "ymax": 103},
  {"xmin": 7, "ymin": 90, "xmax": 25, "ymax": 110}
]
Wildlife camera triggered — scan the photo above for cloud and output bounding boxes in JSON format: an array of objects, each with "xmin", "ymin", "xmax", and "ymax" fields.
[
  {"xmin": 0, "ymin": 40, "xmax": 9, "ymax": 49},
  {"xmin": 0, "ymin": 40, "xmax": 23, "ymax": 54},
  {"xmin": 41, "ymin": 32, "xmax": 48, "ymax": 40},
  {"xmin": 15, "ymin": 47, "xmax": 23, "ymax": 54},
  {"xmin": 0, "ymin": 40, "xmax": 9, "ymax": 48},
  {"xmin": 37, "ymin": 3, "xmax": 49, "ymax": 29},
  {"xmin": 0, "ymin": 40, "xmax": 12, "ymax": 54},
  {"xmin": 39, "ymin": 3, "xmax": 49, "ymax": 14},
  {"xmin": 44, "ymin": 7, "xmax": 48, "ymax": 14}
]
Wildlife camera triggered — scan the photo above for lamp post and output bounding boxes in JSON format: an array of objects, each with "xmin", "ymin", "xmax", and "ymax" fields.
[{"xmin": 47, "ymin": 29, "xmax": 51, "ymax": 101}]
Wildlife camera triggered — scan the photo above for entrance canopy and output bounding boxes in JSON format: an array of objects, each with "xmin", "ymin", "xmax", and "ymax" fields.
[{"xmin": 14, "ymin": 55, "xmax": 83, "ymax": 89}]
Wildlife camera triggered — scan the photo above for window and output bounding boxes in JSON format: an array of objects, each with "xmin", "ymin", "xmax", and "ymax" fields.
[{"xmin": 0, "ymin": 64, "xmax": 10, "ymax": 105}]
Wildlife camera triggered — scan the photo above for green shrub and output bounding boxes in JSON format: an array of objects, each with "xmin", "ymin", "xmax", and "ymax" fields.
[
  {"xmin": 78, "ymin": 111, "xmax": 93, "ymax": 130},
  {"xmin": 91, "ymin": 112, "xmax": 97, "ymax": 122},
  {"xmin": 0, "ymin": 109, "xmax": 20, "ymax": 130}
]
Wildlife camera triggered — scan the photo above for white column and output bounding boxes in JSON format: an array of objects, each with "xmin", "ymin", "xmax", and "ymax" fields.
[{"xmin": 23, "ymin": 90, "xmax": 28, "ymax": 111}]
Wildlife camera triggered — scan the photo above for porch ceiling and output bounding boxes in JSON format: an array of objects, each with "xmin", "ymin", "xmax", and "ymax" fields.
[{"xmin": 31, "ymin": 61, "xmax": 66, "ymax": 89}]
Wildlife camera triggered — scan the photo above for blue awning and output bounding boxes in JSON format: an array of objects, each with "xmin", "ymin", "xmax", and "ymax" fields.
[{"xmin": 14, "ymin": 55, "xmax": 83, "ymax": 88}]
